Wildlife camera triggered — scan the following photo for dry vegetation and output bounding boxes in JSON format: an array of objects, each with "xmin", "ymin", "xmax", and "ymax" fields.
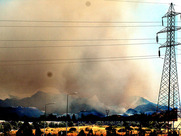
[{"xmin": 5, "ymin": 125, "xmax": 181, "ymax": 136}]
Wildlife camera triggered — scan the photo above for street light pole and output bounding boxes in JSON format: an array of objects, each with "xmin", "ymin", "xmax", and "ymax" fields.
[
  {"xmin": 66, "ymin": 92, "xmax": 77, "ymax": 136},
  {"xmin": 44, "ymin": 105, "xmax": 46, "ymax": 136},
  {"xmin": 66, "ymin": 94, "xmax": 69, "ymax": 136},
  {"xmin": 44, "ymin": 102, "xmax": 55, "ymax": 136}
]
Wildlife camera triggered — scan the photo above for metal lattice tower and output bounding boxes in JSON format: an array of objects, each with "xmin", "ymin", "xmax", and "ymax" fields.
[{"xmin": 156, "ymin": 3, "xmax": 181, "ymax": 114}]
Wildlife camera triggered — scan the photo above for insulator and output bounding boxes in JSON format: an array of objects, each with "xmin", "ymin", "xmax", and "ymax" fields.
[
  {"xmin": 162, "ymin": 19, "xmax": 164, "ymax": 26},
  {"xmin": 156, "ymin": 35, "xmax": 159, "ymax": 43},
  {"xmin": 158, "ymin": 49, "xmax": 161, "ymax": 57}
]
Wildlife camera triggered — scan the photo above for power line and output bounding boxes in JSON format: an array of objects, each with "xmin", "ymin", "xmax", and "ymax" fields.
[
  {"xmin": 1, "ymin": 19, "xmax": 181, "ymax": 24},
  {"xmin": 3, "ymin": 53, "xmax": 181, "ymax": 65},
  {"xmin": 0, "ymin": 38, "xmax": 155, "ymax": 42},
  {"xmin": 0, "ymin": 56, "xmax": 159, "ymax": 66},
  {"xmin": 0, "ymin": 19, "xmax": 180, "ymax": 25},
  {"xmin": 0, "ymin": 55, "xmax": 158, "ymax": 63},
  {"xmin": 2, "ymin": 53, "xmax": 181, "ymax": 66},
  {"xmin": 0, "ymin": 19, "xmax": 162, "ymax": 24},
  {"xmin": 0, "ymin": 25, "xmax": 162, "ymax": 28},
  {"xmin": 0, "ymin": 37, "xmax": 178, "ymax": 42},
  {"xmin": 0, "ymin": 43, "xmax": 156, "ymax": 48},
  {"xmin": 0, "ymin": 58, "xmax": 158, "ymax": 66}
]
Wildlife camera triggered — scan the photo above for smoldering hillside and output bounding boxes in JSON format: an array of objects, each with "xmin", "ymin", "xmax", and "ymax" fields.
[{"xmin": 0, "ymin": 0, "xmax": 157, "ymax": 114}]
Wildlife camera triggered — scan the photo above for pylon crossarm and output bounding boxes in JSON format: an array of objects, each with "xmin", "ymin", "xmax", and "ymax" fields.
[
  {"xmin": 159, "ymin": 42, "xmax": 181, "ymax": 48},
  {"xmin": 159, "ymin": 42, "xmax": 168, "ymax": 48},
  {"xmin": 162, "ymin": 12, "xmax": 181, "ymax": 18},
  {"xmin": 162, "ymin": 13, "xmax": 172, "ymax": 18},
  {"xmin": 173, "ymin": 12, "xmax": 181, "ymax": 16},
  {"xmin": 157, "ymin": 26, "xmax": 181, "ymax": 35},
  {"xmin": 157, "ymin": 27, "xmax": 168, "ymax": 34}
]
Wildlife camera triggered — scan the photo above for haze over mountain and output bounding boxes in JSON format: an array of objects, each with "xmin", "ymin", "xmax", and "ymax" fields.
[
  {"xmin": 0, "ymin": 91, "xmax": 156, "ymax": 116},
  {"xmin": 125, "ymin": 102, "xmax": 157, "ymax": 116}
]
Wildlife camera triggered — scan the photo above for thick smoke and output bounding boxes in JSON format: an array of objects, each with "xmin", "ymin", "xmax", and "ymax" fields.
[{"xmin": 0, "ymin": 0, "xmax": 156, "ymax": 114}]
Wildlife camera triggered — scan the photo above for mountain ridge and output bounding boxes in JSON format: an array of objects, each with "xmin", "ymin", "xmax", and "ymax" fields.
[{"xmin": 0, "ymin": 91, "xmax": 157, "ymax": 117}]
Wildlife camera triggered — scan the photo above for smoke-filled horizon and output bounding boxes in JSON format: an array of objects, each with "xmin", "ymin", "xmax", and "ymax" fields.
[{"xmin": 0, "ymin": 0, "xmax": 166, "ymax": 112}]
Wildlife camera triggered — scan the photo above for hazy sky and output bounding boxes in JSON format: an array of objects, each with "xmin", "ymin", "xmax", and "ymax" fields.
[{"xmin": 0, "ymin": 0, "xmax": 181, "ymax": 107}]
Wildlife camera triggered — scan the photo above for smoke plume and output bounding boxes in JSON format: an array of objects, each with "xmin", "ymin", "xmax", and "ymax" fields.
[{"xmin": 0, "ymin": 0, "xmax": 156, "ymax": 114}]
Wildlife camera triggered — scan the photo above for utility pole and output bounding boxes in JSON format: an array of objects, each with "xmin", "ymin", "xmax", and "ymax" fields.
[
  {"xmin": 44, "ymin": 103, "xmax": 55, "ymax": 136},
  {"xmin": 156, "ymin": 3, "xmax": 181, "ymax": 132}
]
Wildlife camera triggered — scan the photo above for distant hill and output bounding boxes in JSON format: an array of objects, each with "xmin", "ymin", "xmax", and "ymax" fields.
[
  {"xmin": 0, "ymin": 91, "xmax": 104, "ymax": 116},
  {"xmin": 125, "ymin": 97, "xmax": 157, "ymax": 116},
  {"xmin": 59, "ymin": 109, "xmax": 105, "ymax": 119},
  {"xmin": 134, "ymin": 103, "xmax": 157, "ymax": 113},
  {"xmin": 78, "ymin": 109, "xmax": 105, "ymax": 118},
  {"xmin": 0, "ymin": 106, "xmax": 43, "ymax": 120},
  {"xmin": 0, "ymin": 91, "xmax": 52, "ymax": 109},
  {"xmin": 127, "ymin": 96, "xmax": 153, "ymax": 108},
  {"xmin": 0, "ymin": 91, "xmax": 161, "ymax": 117},
  {"xmin": 125, "ymin": 96, "xmax": 172, "ymax": 116},
  {"xmin": 125, "ymin": 108, "xmax": 140, "ymax": 116},
  {"xmin": 0, "ymin": 91, "xmax": 63, "ymax": 112}
]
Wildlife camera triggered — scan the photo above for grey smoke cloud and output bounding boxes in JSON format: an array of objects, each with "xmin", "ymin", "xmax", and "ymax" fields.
[{"xmin": 0, "ymin": 0, "xmax": 156, "ymax": 113}]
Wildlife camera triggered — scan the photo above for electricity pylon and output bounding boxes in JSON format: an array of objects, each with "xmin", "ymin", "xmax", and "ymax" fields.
[{"xmin": 156, "ymin": 3, "xmax": 181, "ymax": 119}]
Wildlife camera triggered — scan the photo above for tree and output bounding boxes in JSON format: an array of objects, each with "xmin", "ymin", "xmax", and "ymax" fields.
[
  {"xmin": 0, "ymin": 124, "xmax": 3, "ymax": 132},
  {"xmin": 39, "ymin": 121, "xmax": 48, "ymax": 128},
  {"xmin": 67, "ymin": 114, "xmax": 71, "ymax": 121},
  {"xmin": 72, "ymin": 114, "xmax": 76, "ymax": 122},
  {"xmin": 16, "ymin": 121, "xmax": 33, "ymax": 136},
  {"xmin": 10, "ymin": 121, "xmax": 18, "ymax": 130},
  {"xmin": 69, "ymin": 127, "xmax": 76, "ymax": 132},
  {"xmin": 58, "ymin": 122, "xmax": 66, "ymax": 127},
  {"xmin": 47, "ymin": 114, "xmax": 57, "ymax": 121},
  {"xmin": 81, "ymin": 113, "xmax": 85, "ymax": 121},
  {"xmin": 68, "ymin": 121, "xmax": 74, "ymax": 127},
  {"xmin": 17, "ymin": 122, "xmax": 23, "ymax": 129},
  {"xmin": 49, "ymin": 122, "xmax": 56, "ymax": 128},
  {"xmin": 33, "ymin": 122, "xmax": 43, "ymax": 136},
  {"xmin": 3, "ymin": 122, "xmax": 12, "ymax": 134}
]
